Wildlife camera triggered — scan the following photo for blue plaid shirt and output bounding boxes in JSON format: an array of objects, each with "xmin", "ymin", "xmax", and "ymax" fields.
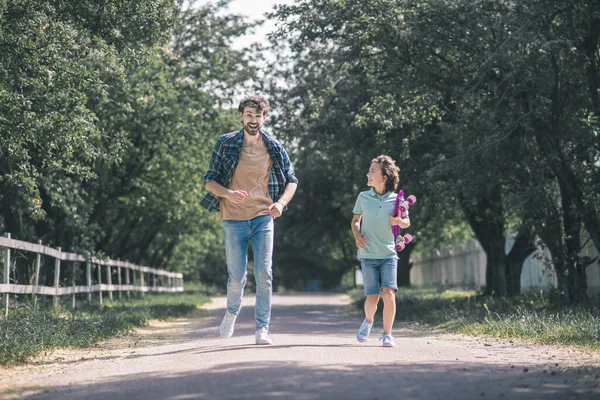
[{"xmin": 200, "ymin": 129, "xmax": 298, "ymax": 213}]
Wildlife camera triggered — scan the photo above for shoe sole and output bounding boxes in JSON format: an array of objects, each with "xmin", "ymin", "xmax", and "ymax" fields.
[
  {"xmin": 357, "ymin": 336, "xmax": 368, "ymax": 343},
  {"xmin": 382, "ymin": 342, "xmax": 396, "ymax": 347},
  {"xmin": 219, "ymin": 329, "xmax": 234, "ymax": 338},
  {"xmin": 256, "ymin": 338, "xmax": 273, "ymax": 345}
]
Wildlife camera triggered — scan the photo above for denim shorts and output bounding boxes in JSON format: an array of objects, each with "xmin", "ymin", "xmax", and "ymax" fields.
[{"xmin": 360, "ymin": 258, "xmax": 398, "ymax": 296}]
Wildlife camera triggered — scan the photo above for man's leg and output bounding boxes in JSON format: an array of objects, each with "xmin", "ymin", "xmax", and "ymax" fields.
[
  {"xmin": 223, "ymin": 220, "xmax": 250, "ymax": 316},
  {"xmin": 250, "ymin": 215, "xmax": 274, "ymax": 331}
]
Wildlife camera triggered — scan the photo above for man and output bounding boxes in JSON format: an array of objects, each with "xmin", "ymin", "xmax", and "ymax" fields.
[{"xmin": 200, "ymin": 96, "xmax": 298, "ymax": 345}]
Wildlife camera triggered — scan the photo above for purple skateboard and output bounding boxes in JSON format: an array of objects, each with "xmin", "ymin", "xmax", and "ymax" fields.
[{"xmin": 392, "ymin": 190, "xmax": 416, "ymax": 252}]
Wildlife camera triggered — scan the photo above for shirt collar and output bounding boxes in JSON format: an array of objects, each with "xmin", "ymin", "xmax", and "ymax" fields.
[
  {"xmin": 369, "ymin": 187, "xmax": 389, "ymax": 198},
  {"xmin": 235, "ymin": 129, "xmax": 272, "ymax": 151}
]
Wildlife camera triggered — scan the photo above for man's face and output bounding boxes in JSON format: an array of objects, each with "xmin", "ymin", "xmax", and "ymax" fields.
[{"xmin": 240, "ymin": 106, "xmax": 266, "ymax": 136}]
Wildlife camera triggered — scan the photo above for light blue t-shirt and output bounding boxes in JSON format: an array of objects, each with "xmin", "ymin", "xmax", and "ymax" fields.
[{"xmin": 352, "ymin": 188, "xmax": 398, "ymax": 260}]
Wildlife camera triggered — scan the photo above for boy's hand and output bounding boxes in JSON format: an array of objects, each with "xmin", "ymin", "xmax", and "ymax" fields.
[
  {"xmin": 390, "ymin": 216, "xmax": 410, "ymax": 229},
  {"xmin": 355, "ymin": 234, "xmax": 367, "ymax": 249}
]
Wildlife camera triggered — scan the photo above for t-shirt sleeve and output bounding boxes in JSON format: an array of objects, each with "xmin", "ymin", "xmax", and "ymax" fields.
[{"xmin": 352, "ymin": 194, "xmax": 363, "ymax": 214}]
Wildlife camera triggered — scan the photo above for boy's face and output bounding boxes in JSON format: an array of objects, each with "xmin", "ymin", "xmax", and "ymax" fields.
[
  {"xmin": 367, "ymin": 162, "xmax": 386, "ymax": 188},
  {"xmin": 240, "ymin": 106, "xmax": 266, "ymax": 136}
]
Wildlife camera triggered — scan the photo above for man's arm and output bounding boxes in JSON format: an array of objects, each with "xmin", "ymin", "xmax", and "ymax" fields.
[
  {"xmin": 203, "ymin": 136, "xmax": 249, "ymax": 204},
  {"xmin": 280, "ymin": 146, "xmax": 299, "ymax": 184},
  {"xmin": 205, "ymin": 181, "xmax": 248, "ymax": 204},
  {"xmin": 276, "ymin": 182, "xmax": 297, "ymax": 207},
  {"xmin": 268, "ymin": 182, "xmax": 297, "ymax": 218}
]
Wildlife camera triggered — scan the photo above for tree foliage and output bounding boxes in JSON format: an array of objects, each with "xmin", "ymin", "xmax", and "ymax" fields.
[
  {"xmin": 0, "ymin": 1, "xmax": 255, "ymax": 287},
  {"xmin": 263, "ymin": 0, "xmax": 600, "ymax": 300}
]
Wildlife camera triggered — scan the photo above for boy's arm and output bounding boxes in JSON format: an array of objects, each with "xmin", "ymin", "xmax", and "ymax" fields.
[
  {"xmin": 390, "ymin": 215, "xmax": 411, "ymax": 229},
  {"xmin": 351, "ymin": 214, "xmax": 366, "ymax": 249}
]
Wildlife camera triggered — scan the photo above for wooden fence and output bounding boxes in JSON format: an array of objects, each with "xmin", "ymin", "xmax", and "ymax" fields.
[
  {"xmin": 410, "ymin": 235, "xmax": 600, "ymax": 295},
  {"xmin": 0, "ymin": 233, "xmax": 184, "ymax": 317}
]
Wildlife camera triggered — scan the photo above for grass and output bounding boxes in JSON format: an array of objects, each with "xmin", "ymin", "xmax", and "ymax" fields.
[
  {"xmin": 349, "ymin": 286, "xmax": 600, "ymax": 350},
  {"xmin": 0, "ymin": 282, "xmax": 217, "ymax": 365}
]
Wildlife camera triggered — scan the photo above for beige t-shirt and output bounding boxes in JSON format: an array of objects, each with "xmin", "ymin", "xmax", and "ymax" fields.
[{"xmin": 220, "ymin": 137, "xmax": 273, "ymax": 221}]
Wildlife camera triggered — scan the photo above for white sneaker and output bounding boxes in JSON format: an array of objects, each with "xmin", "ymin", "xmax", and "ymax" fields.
[
  {"xmin": 380, "ymin": 334, "xmax": 396, "ymax": 347},
  {"xmin": 255, "ymin": 327, "xmax": 273, "ymax": 345},
  {"xmin": 219, "ymin": 312, "xmax": 237, "ymax": 338},
  {"xmin": 356, "ymin": 319, "xmax": 373, "ymax": 342}
]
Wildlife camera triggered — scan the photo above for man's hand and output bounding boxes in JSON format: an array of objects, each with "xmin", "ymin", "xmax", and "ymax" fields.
[
  {"xmin": 268, "ymin": 201, "xmax": 284, "ymax": 218},
  {"xmin": 355, "ymin": 234, "xmax": 367, "ymax": 249},
  {"xmin": 228, "ymin": 190, "xmax": 248, "ymax": 203}
]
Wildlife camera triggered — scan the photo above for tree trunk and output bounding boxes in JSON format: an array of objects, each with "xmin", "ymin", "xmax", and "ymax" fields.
[
  {"xmin": 459, "ymin": 184, "xmax": 507, "ymax": 296},
  {"xmin": 558, "ymin": 177, "xmax": 587, "ymax": 304},
  {"xmin": 535, "ymin": 127, "xmax": 600, "ymax": 275},
  {"xmin": 564, "ymin": 260, "xmax": 588, "ymax": 304},
  {"xmin": 484, "ymin": 245, "xmax": 507, "ymax": 296},
  {"xmin": 505, "ymin": 225, "xmax": 536, "ymax": 296},
  {"xmin": 530, "ymin": 52, "xmax": 590, "ymax": 303},
  {"xmin": 534, "ymin": 177, "xmax": 589, "ymax": 304},
  {"xmin": 397, "ymin": 241, "xmax": 415, "ymax": 287}
]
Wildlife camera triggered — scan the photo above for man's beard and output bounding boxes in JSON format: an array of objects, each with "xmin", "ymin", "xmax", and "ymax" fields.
[{"xmin": 244, "ymin": 122, "xmax": 261, "ymax": 136}]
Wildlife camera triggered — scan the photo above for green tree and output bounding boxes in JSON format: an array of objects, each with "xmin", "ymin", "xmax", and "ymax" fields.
[
  {"xmin": 82, "ymin": 4, "xmax": 257, "ymax": 283},
  {"xmin": 0, "ymin": 1, "xmax": 259, "ymax": 289},
  {"xmin": 0, "ymin": 0, "xmax": 176, "ymax": 241},
  {"xmin": 266, "ymin": 0, "xmax": 599, "ymax": 301}
]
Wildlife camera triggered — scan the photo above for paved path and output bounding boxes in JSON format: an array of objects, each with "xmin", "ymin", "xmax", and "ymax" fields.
[{"xmin": 1, "ymin": 293, "xmax": 600, "ymax": 399}]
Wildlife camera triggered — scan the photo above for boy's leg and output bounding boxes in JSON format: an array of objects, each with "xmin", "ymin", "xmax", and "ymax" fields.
[
  {"xmin": 250, "ymin": 215, "xmax": 274, "ymax": 330},
  {"xmin": 364, "ymin": 294, "xmax": 380, "ymax": 323},
  {"xmin": 380, "ymin": 258, "xmax": 398, "ymax": 335},
  {"xmin": 357, "ymin": 259, "xmax": 380, "ymax": 342},
  {"xmin": 361, "ymin": 259, "xmax": 381, "ymax": 322},
  {"xmin": 381, "ymin": 288, "xmax": 396, "ymax": 335}
]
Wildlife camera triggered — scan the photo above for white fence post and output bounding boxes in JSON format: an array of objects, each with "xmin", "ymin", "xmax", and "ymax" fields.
[
  {"xmin": 140, "ymin": 270, "xmax": 145, "ymax": 297},
  {"xmin": 97, "ymin": 264, "xmax": 103, "ymax": 306},
  {"xmin": 3, "ymin": 233, "xmax": 11, "ymax": 317},
  {"xmin": 125, "ymin": 265, "xmax": 130, "ymax": 299},
  {"xmin": 71, "ymin": 262, "xmax": 77, "ymax": 309},
  {"xmin": 106, "ymin": 264, "xmax": 113, "ymax": 302},
  {"xmin": 53, "ymin": 247, "xmax": 61, "ymax": 308},
  {"xmin": 117, "ymin": 259, "xmax": 122, "ymax": 301},
  {"xmin": 86, "ymin": 261, "xmax": 92, "ymax": 304},
  {"xmin": 33, "ymin": 239, "xmax": 41, "ymax": 309}
]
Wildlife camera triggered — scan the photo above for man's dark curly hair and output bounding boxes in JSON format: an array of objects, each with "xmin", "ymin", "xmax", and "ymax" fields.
[{"xmin": 238, "ymin": 96, "xmax": 270, "ymax": 116}]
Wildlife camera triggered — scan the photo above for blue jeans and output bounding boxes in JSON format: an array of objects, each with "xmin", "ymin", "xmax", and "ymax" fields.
[
  {"xmin": 222, "ymin": 215, "xmax": 274, "ymax": 330},
  {"xmin": 360, "ymin": 258, "xmax": 398, "ymax": 296}
]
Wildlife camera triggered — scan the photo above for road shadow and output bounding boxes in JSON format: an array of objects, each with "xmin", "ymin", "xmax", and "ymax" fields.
[{"xmin": 25, "ymin": 360, "xmax": 600, "ymax": 400}]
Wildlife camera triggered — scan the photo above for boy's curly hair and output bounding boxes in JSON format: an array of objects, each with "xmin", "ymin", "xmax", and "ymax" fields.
[{"xmin": 372, "ymin": 155, "xmax": 400, "ymax": 193}]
